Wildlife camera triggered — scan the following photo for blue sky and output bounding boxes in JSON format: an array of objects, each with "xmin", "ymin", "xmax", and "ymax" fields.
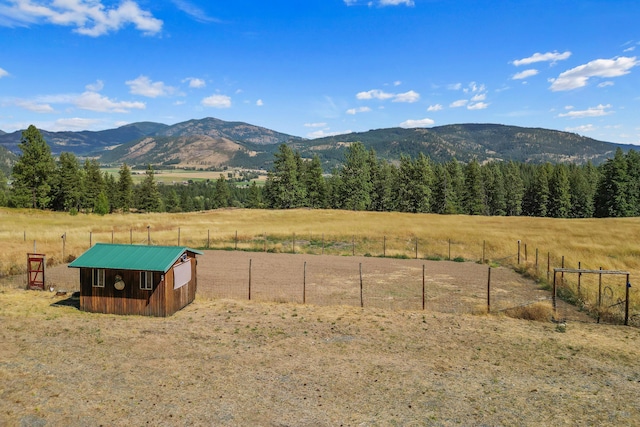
[{"xmin": 0, "ymin": 0, "xmax": 639, "ymax": 145}]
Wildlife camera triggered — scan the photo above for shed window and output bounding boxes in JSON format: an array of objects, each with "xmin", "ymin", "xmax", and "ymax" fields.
[
  {"xmin": 92, "ymin": 269, "xmax": 105, "ymax": 287},
  {"xmin": 140, "ymin": 271, "xmax": 154, "ymax": 290}
]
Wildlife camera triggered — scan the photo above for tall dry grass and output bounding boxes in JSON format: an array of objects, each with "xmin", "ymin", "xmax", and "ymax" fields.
[{"xmin": 1, "ymin": 207, "xmax": 638, "ymax": 316}]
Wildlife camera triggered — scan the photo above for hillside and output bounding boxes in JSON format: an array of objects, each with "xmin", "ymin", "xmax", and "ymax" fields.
[
  {"xmin": 0, "ymin": 118, "xmax": 635, "ymax": 171},
  {"xmin": 293, "ymin": 124, "xmax": 634, "ymax": 169}
]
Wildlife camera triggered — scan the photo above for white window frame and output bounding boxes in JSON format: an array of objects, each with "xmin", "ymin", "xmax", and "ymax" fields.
[
  {"xmin": 140, "ymin": 271, "xmax": 154, "ymax": 290},
  {"xmin": 92, "ymin": 269, "xmax": 105, "ymax": 288}
]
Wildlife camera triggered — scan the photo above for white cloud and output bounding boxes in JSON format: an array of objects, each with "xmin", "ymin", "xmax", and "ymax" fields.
[
  {"xmin": 447, "ymin": 83, "xmax": 462, "ymax": 90},
  {"xmin": 356, "ymin": 89, "xmax": 394, "ymax": 100},
  {"xmin": 550, "ymin": 56, "xmax": 638, "ymax": 91},
  {"xmin": 393, "ymin": 90, "xmax": 420, "ymax": 103},
  {"xmin": 307, "ymin": 129, "xmax": 351, "ymax": 139},
  {"xmin": 346, "ymin": 106, "xmax": 372, "ymax": 115},
  {"xmin": 304, "ymin": 122, "xmax": 327, "ymax": 128},
  {"xmin": 565, "ymin": 124, "xmax": 596, "ymax": 133},
  {"xmin": 400, "ymin": 118, "xmax": 434, "ymax": 128},
  {"xmin": 15, "ymin": 100, "xmax": 55, "ymax": 113},
  {"xmin": 202, "ymin": 94, "xmax": 231, "ymax": 108},
  {"xmin": 450, "ymin": 99, "xmax": 468, "ymax": 108},
  {"xmin": 624, "ymin": 46, "xmax": 636, "ymax": 53},
  {"xmin": 183, "ymin": 77, "xmax": 206, "ymax": 89},
  {"xmin": 172, "ymin": 0, "xmax": 221, "ymax": 23},
  {"xmin": 126, "ymin": 75, "xmax": 176, "ymax": 98},
  {"xmin": 256, "ymin": 99, "xmax": 263, "ymax": 106},
  {"xmin": 464, "ymin": 82, "xmax": 485, "ymax": 94},
  {"xmin": 0, "ymin": 0, "xmax": 163, "ymax": 36},
  {"xmin": 74, "ymin": 91, "xmax": 146, "ymax": 112},
  {"xmin": 380, "ymin": 0, "xmax": 415, "ymax": 6},
  {"xmin": 85, "ymin": 80, "xmax": 104, "ymax": 91},
  {"xmin": 471, "ymin": 93, "xmax": 486, "ymax": 102},
  {"xmin": 467, "ymin": 102, "xmax": 489, "ymax": 110},
  {"xmin": 512, "ymin": 69, "xmax": 539, "ymax": 80},
  {"xmin": 427, "ymin": 104, "xmax": 443, "ymax": 112},
  {"xmin": 598, "ymin": 81, "xmax": 614, "ymax": 88},
  {"xmin": 0, "ymin": 67, "xmax": 8, "ymax": 78},
  {"xmin": 393, "ymin": 80, "xmax": 401, "ymax": 86},
  {"xmin": 356, "ymin": 88, "xmax": 420, "ymax": 103},
  {"xmin": 557, "ymin": 104, "xmax": 613, "ymax": 119},
  {"xmin": 54, "ymin": 117, "xmax": 102, "ymax": 130},
  {"xmin": 513, "ymin": 51, "xmax": 571, "ymax": 66}
]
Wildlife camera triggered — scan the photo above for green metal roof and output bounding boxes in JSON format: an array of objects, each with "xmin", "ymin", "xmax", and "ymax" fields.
[{"xmin": 68, "ymin": 243, "xmax": 203, "ymax": 273}]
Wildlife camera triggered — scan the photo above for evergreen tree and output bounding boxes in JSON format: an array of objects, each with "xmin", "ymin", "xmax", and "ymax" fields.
[
  {"xmin": 10, "ymin": 125, "xmax": 56, "ymax": 208},
  {"xmin": 462, "ymin": 159, "xmax": 485, "ymax": 215},
  {"xmin": 595, "ymin": 148, "xmax": 632, "ymax": 217},
  {"xmin": 568, "ymin": 165, "xmax": 595, "ymax": 218},
  {"xmin": 264, "ymin": 144, "xmax": 306, "ymax": 208},
  {"xmin": 445, "ymin": 159, "xmax": 465, "ymax": 214},
  {"xmin": 548, "ymin": 164, "xmax": 571, "ymax": 218},
  {"xmin": 136, "ymin": 164, "xmax": 161, "ymax": 212},
  {"xmin": 94, "ymin": 192, "xmax": 109, "ymax": 216},
  {"xmin": 394, "ymin": 154, "xmax": 432, "ymax": 213},
  {"xmin": 0, "ymin": 170, "xmax": 8, "ymax": 206},
  {"xmin": 303, "ymin": 154, "xmax": 327, "ymax": 208},
  {"xmin": 164, "ymin": 189, "xmax": 182, "ymax": 212},
  {"xmin": 116, "ymin": 163, "xmax": 134, "ymax": 212},
  {"xmin": 51, "ymin": 152, "xmax": 83, "ymax": 212},
  {"xmin": 483, "ymin": 163, "xmax": 506, "ymax": 216},
  {"xmin": 245, "ymin": 181, "xmax": 263, "ymax": 208},
  {"xmin": 103, "ymin": 172, "xmax": 117, "ymax": 213},
  {"xmin": 523, "ymin": 164, "xmax": 550, "ymax": 216},
  {"xmin": 624, "ymin": 149, "xmax": 640, "ymax": 216},
  {"xmin": 213, "ymin": 174, "xmax": 230, "ymax": 208},
  {"xmin": 336, "ymin": 142, "xmax": 372, "ymax": 211},
  {"xmin": 370, "ymin": 159, "xmax": 394, "ymax": 212},
  {"xmin": 82, "ymin": 159, "xmax": 104, "ymax": 212},
  {"xmin": 503, "ymin": 161, "xmax": 524, "ymax": 216}
]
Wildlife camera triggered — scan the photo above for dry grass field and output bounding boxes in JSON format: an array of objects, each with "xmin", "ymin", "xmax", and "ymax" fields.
[
  {"xmin": 1, "ymin": 290, "xmax": 640, "ymax": 426},
  {"xmin": 2, "ymin": 208, "xmax": 640, "ymax": 425}
]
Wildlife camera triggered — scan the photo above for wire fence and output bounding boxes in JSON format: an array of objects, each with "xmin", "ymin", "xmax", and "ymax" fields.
[{"xmin": 0, "ymin": 228, "xmax": 636, "ymax": 325}]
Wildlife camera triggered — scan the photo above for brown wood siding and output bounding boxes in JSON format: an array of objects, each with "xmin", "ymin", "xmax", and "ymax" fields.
[{"xmin": 78, "ymin": 250, "xmax": 198, "ymax": 317}]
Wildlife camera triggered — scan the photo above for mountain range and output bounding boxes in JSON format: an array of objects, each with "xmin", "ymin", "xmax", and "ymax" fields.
[{"xmin": 0, "ymin": 117, "xmax": 636, "ymax": 174}]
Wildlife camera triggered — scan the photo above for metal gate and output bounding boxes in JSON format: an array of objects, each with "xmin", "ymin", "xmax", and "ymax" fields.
[{"xmin": 27, "ymin": 253, "xmax": 46, "ymax": 290}]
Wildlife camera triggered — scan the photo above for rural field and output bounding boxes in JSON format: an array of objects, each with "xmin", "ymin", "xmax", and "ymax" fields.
[{"xmin": 1, "ymin": 208, "xmax": 640, "ymax": 425}]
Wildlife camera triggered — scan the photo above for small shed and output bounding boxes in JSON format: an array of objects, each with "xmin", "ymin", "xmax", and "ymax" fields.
[{"xmin": 68, "ymin": 243, "xmax": 203, "ymax": 317}]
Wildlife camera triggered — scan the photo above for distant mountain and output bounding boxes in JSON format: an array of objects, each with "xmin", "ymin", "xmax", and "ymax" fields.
[
  {"xmin": 0, "ymin": 118, "xmax": 635, "ymax": 173},
  {"xmin": 291, "ymin": 124, "xmax": 635, "ymax": 169},
  {"xmin": 0, "ymin": 122, "xmax": 168, "ymax": 156}
]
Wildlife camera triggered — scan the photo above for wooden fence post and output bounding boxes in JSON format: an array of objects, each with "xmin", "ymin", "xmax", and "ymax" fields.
[
  {"xmin": 517, "ymin": 240, "xmax": 521, "ymax": 264},
  {"xmin": 578, "ymin": 261, "xmax": 581, "ymax": 298},
  {"xmin": 207, "ymin": 229, "xmax": 210, "ymax": 249},
  {"xmin": 415, "ymin": 238, "xmax": 418, "ymax": 260},
  {"xmin": 178, "ymin": 227, "xmax": 181, "ymax": 246},
  {"xmin": 487, "ymin": 267, "xmax": 492, "ymax": 314},
  {"xmin": 422, "ymin": 264, "xmax": 425, "ymax": 311},
  {"xmin": 383, "ymin": 236, "xmax": 386, "ymax": 257},
  {"xmin": 248, "ymin": 259, "xmax": 252, "ymax": 300},
  {"xmin": 147, "ymin": 226, "xmax": 150, "ymax": 245},
  {"xmin": 235, "ymin": 230, "xmax": 238, "ymax": 250},
  {"xmin": 293, "ymin": 233, "xmax": 296, "ymax": 254},
  {"xmin": 303, "ymin": 261, "xmax": 307, "ymax": 304},
  {"xmin": 352, "ymin": 235, "xmax": 355, "ymax": 256},
  {"xmin": 448, "ymin": 239, "xmax": 451, "ymax": 261},
  {"xmin": 359, "ymin": 263, "xmax": 363, "ymax": 308},
  {"xmin": 597, "ymin": 267, "xmax": 602, "ymax": 324},
  {"xmin": 90, "ymin": 231, "xmax": 92, "ymax": 247},
  {"xmin": 625, "ymin": 274, "xmax": 630, "ymax": 326},
  {"xmin": 482, "ymin": 240, "xmax": 486, "ymax": 264},
  {"xmin": 547, "ymin": 251, "xmax": 550, "ymax": 283}
]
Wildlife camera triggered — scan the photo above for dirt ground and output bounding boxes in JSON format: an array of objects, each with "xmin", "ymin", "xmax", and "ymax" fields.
[{"xmin": 1, "ymin": 290, "xmax": 640, "ymax": 426}]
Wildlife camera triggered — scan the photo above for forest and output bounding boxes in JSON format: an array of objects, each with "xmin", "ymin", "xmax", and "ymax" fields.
[{"xmin": 2, "ymin": 125, "xmax": 638, "ymax": 218}]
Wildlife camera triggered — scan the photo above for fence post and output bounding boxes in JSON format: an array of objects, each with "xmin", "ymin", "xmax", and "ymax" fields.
[
  {"xmin": 415, "ymin": 238, "xmax": 418, "ymax": 260},
  {"xmin": 487, "ymin": 267, "xmax": 491, "ymax": 314},
  {"xmin": 535, "ymin": 248, "xmax": 539, "ymax": 272},
  {"xmin": 597, "ymin": 267, "xmax": 602, "ymax": 324},
  {"xmin": 552, "ymin": 270, "xmax": 557, "ymax": 316},
  {"xmin": 235, "ymin": 230, "xmax": 238, "ymax": 250},
  {"xmin": 293, "ymin": 233, "xmax": 296, "ymax": 254},
  {"xmin": 359, "ymin": 263, "xmax": 363, "ymax": 308},
  {"xmin": 547, "ymin": 251, "xmax": 550, "ymax": 283},
  {"xmin": 448, "ymin": 239, "xmax": 451, "ymax": 261},
  {"xmin": 248, "ymin": 259, "xmax": 252, "ymax": 300},
  {"xmin": 561, "ymin": 256, "xmax": 565, "ymax": 285},
  {"xmin": 352, "ymin": 235, "xmax": 355, "ymax": 256},
  {"xmin": 625, "ymin": 274, "xmax": 630, "ymax": 326},
  {"xmin": 578, "ymin": 261, "xmax": 581, "ymax": 298},
  {"xmin": 178, "ymin": 227, "xmax": 181, "ymax": 246},
  {"xmin": 147, "ymin": 226, "xmax": 150, "ymax": 245},
  {"xmin": 422, "ymin": 264, "xmax": 425, "ymax": 311},
  {"xmin": 61, "ymin": 233, "xmax": 66, "ymax": 261},
  {"xmin": 524, "ymin": 244, "xmax": 528, "ymax": 263},
  {"xmin": 303, "ymin": 261, "xmax": 307, "ymax": 304},
  {"xmin": 482, "ymin": 240, "xmax": 486, "ymax": 264},
  {"xmin": 517, "ymin": 240, "xmax": 521, "ymax": 264},
  {"xmin": 383, "ymin": 236, "xmax": 386, "ymax": 257},
  {"xmin": 207, "ymin": 229, "xmax": 210, "ymax": 249},
  {"xmin": 90, "ymin": 232, "xmax": 92, "ymax": 247}
]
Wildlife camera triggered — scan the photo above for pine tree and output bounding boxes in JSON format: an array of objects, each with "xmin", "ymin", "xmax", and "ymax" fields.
[
  {"xmin": 595, "ymin": 148, "xmax": 632, "ymax": 217},
  {"xmin": 503, "ymin": 161, "xmax": 524, "ymax": 216},
  {"xmin": 445, "ymin": 159, "xmax": 465, "ymax": 214},
  {"xmin": 462, "ymin": 159, "xmax": 485, "ymax": 215},
  {"xmin": 394, "ymin": 154, "xmax": 432, "ymax": 213},
  {"xmin": 245, "ymin": 181, "xmax": 263, "ymax": 208},
  {"xmin": 370, "ymin": 159, "xmax": 394, "ymax": 212},
  {"xmin": 0, "ymin": 170, "xmax": 8, "ymax": 206},
  {"xmin": 103, "ymin": 172, "xmax": 117, "ymax": 213},
  {"xmin": 94, "ymin": 192, "xmax": 109, "ymax": 216},
  {"xmin": 523, "ymin": 164, "xmax": 550, "ymax": 217},
  {"xmin": 82, "ymin": 159, "xmax": 104, "ymax": 212},
  {"xmin": 117, "ymin": 163, "xmax": 134, "ymax": 212},
  {"xmin": 10, "ymin": 125, "xmax": 56, "ymax": 208},
  {"xmin": 483, "ymin": 163, "xmax": 506, "ymax": 216},
  {"xmin": 164, "ymin": 189, "xmax": 182, "ymax": 212},
  {"xmin": 213, "ymin": 174, "xmax": 230, "ymax": 208},
  {"xmin": 136, "ymin": 164, "xmax": 161, "ymax": 212},
  {"xmin": 303, "ymin": 155, "xmax": 327, "ymax": 208},
  {"xmin": 337, "ymin": 142, "xmax": 372, "ymax": 211},
  {"xmin": 51, "ymin": 152, "xmax": 83, "ymax": 212},
  {"xmin": 548, "ymin": 164, "xmax": 571, "ymax": 218},
  {"xmin": 568, "ymin": 165, "xmax": 595, "ymax": 218},
  {"xmin": 264, "ymin": 144, "xmax": 306, "ymax": 208}
]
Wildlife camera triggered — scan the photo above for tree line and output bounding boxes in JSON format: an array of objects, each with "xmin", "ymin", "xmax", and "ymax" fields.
[{"xmin": 1, "ymin": 125, "xmax": 638, "ymax": 218}]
